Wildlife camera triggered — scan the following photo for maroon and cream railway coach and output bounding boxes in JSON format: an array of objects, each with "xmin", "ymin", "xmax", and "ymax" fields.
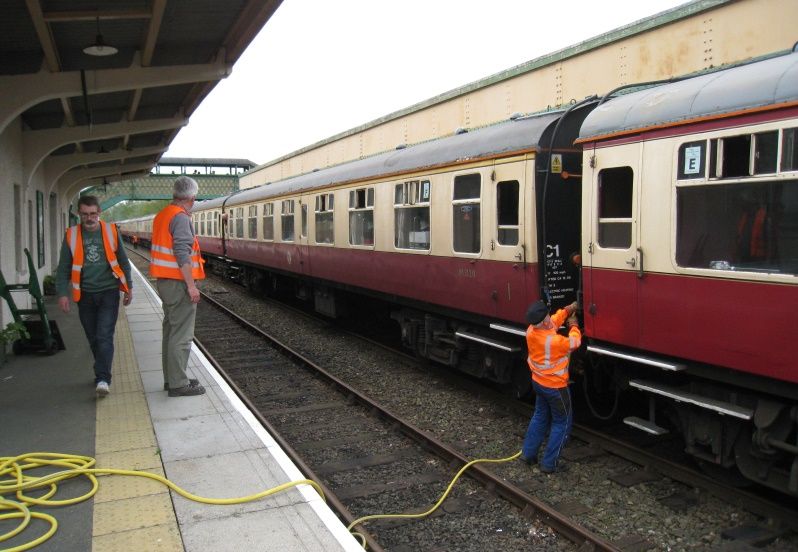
[{"xmin": 118, "ymin": 50, "xmax": 798, "ymax": 495}]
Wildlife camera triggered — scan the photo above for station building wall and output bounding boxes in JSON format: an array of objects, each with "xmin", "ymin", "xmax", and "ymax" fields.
[
  {"xmin": 0, "ymin": 116, "xmax": 66, "ymax": 343},
  {"xmin": 241, "ymin": 0, "xmax": 798, "ymax": 189}
]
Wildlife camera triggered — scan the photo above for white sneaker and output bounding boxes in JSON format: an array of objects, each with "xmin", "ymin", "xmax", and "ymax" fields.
[{"xmin": 96, "ymin": 381, "xmax": 110, "ymax": 397}]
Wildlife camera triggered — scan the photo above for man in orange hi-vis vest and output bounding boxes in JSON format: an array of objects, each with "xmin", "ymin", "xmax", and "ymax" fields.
[
  {"xmin": 56, "ymin": 195, "xmax": 132, "ymax": 398},
  {"xmin": 150, "ymin": 176, "xmax": 206, "ymax": 397},
  {"xmin": 520, "ymin": 300, "xmax": 581, "ymax": 474}
]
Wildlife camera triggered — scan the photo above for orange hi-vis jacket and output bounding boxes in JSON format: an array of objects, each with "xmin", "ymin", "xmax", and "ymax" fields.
[
  {"xmin": 526, "ymin": 308, "xmax": 582, "ymax": 389},
  {"xmin": 66, "ymin": 221, "xmax": 129, "ymax": 302},
  {"xmin": 737, "ymin": 207, "xmax": 767, "ymax": 259},
  {"xmin": 149, "ymin": 204, "xmax": 205, "ymax": 280}
]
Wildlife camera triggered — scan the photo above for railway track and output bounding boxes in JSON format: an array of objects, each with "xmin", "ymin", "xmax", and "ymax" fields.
[
  {"xmin": 127, "ymin": 246, "xmax": 798, "ymax": 550},
  {"xmin": 193, "ymin": 291, "xmax": 614, "ymax": 551}
]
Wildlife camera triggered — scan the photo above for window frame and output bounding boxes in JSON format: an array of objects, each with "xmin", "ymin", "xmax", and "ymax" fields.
[
  {"xmin": 314, "ymin": 193, "xmax": 335, "ymax": 245},
  {"xmin": 262, "ymin": 202, "xmax": 274, "ymax": 241},
  {"xmin": 247, "ymin": 204, "xmax": 258, "ymax": 239},
  {"xmin": 672, "ymin": 122, "xmax": 798, "ymax": 282},
  {"xmin": 348, "ymin": 187, "xmax": 375, "ymax": 247},
  {"xmin": 394, "ymin": 179, "xmax": 431, "ymax": 251},
  {"xmin": 496, "ymin": 179, "xmax": 520, "ymax": 247},
  {"xmin": 281, "ymin": 199, "xmax": 295, "ymax": 242},
  {"xmin": 451, "ymin": 173, "xmax": 482, "ymax": 255},
  {"xmin": 596, "ymin": 166, "xmax": 634, "ymax": 250}
]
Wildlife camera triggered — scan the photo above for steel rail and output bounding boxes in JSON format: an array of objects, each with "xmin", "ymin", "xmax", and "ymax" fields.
[
  {"xmin": 571, "ymin": 426, "xmax": 798, "ymax": 532},
  {"xmin": 197, "ymin": 291, "xmax": 620, "ymax": 552},
  {"xmin": 192, "ymin": 334, "xmax": 385, "ymax": 552}
]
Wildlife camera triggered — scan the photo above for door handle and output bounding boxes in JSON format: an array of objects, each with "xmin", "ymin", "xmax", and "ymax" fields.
[
  {"xmin": 636, "ymin": 247, "xmax": 644, "ymax": 279},
  {"xmin": 625, "ymin": 257, "xmax": 636, "ymax": 267}
]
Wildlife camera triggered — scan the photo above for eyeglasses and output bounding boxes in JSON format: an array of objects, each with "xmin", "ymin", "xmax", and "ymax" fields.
[{"xmin": 79, "ymin": 212, "xmax": 100, "ymax": 218}]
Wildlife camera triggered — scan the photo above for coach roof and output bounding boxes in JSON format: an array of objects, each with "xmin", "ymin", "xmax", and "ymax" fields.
[
  {"xmin": 578, "ymin": 51, "xmax": 798, "ymax": 143},
  {"xmin": 199, "ymin": 111, "xmax": 562, "ymax": 211}
]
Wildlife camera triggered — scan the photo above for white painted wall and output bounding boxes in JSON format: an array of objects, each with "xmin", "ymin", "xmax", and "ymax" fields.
[{"xmin": 0, "ymin": 116, "xmax": 66, "ymax": 346}]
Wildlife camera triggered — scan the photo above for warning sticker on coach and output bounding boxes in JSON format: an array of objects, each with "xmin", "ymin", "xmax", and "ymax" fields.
[{"xmin": 551, "ymin": 154, "xmax": 562, "ymax": 174}]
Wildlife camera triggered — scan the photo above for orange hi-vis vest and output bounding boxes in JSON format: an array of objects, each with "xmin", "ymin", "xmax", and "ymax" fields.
[
  {"xmin": 737, "ymin": 207, "xmax": 767, "ymax": 259},
  {"xmin": 150, "ymin": 204, "xmax": 206, "ymax": 280},
  {"xmin": 526, "ymin": 308, "xmax": 582, "ymax": 389},
  {"xmin": 66, "ymin": 221, "xmax": 129, "ymax": 302}
]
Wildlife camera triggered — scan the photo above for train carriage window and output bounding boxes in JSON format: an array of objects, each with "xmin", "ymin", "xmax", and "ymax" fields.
[
  {"xmin": 782, "ymin": 128, "xmax": 798, "ymax": 171},
  {"xmin": 301, "ymin": 204, "xmax": 308, "ymax": 239},
  {"xmin": 452, "ymin": 174, "xmax": 481, "ymax": 253},
  {"xmin": 248, "ymin": 205, "xmax": 258, "ymax": 239},
  {"xmin": 349, "ymin": 187, "xmax": 374, "ymax": 246},
  {"xmin": 235, "ymin": 207, "xmax": 244, "ymax": 238},
  {"xmin": 721, "ymin": 135, "xmax": 751, "ymax": 177},
  {"xmin": 497, "ymin": 180, "xmax": 519, "ymax": 245},
  {"xmin": 394, "ymin": 180, "xmax": 430, "ymax": 250},
  {"xmin": 597, "ymin": 167, "xmax": 633, "ymax": 248},
  {"xmin": 214, "ymin": 212, "xmax": 219, "ymax": 237},
  {"xmin": 677, "ymin": 141, "xmax": 706, "ymax": 180},
  {"xmin": 200, "ymin": 213, "xmax": 206, "ymax": 236},
  {"xmin": 711, "ymin": 131, "xmax": 780, "ymax": 178},
  {"xmin": 262, "ymin": 203, "xmax": 274, "ymax": 241},
  {"xmin": 754, "ymin": 131, "xmax": 778, "ymax": 175},
  {"xmin": 281, "ymin": 200, "xmax": 295, "ymax": 242},
  {"xmin": 315, "ymin": 193, "xmax": 334, "ymax": 244},
  {"xmin": 676, "ymin": 179, "xmax": 798, "ymax": 275},
  {"xmin": 193, "ymin": 214, "xmax": 198, "ymax": 234}
]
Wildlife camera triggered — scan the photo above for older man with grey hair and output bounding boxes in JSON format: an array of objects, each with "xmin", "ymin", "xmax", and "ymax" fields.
[{"xmin": 150, "ymin": 176, "xmax": 207, "ymax": 396}]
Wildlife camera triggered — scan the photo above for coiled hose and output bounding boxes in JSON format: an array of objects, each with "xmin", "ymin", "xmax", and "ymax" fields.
[
  {"xmin": 1, "ymin": 450, "xmax": 522, "ymax": 551},
  {"xmin": 0, "ymin": 452, "xmax": 323, "ymax": 552}
]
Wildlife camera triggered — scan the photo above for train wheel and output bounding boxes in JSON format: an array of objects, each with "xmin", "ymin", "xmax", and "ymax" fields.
[{"xmin": 696, "ymin": 459, "xmax": 751, "ymax": 488}]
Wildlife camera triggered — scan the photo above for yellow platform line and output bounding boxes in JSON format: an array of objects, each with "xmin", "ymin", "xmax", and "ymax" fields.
[{"xmin": 92, "ymin": 309, "xmax": 183, "ymax": 552}]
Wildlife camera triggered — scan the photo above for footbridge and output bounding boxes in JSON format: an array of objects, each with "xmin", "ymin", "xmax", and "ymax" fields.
[{"xmin": 83, "ymin": 157, "xmax": 255, "ymax": 210}]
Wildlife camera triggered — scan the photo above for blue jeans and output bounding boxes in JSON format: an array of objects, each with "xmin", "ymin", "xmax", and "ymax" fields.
[
  {"xmin": 521, "ymin": 381, "xmax": 573, "ymax": 471},
  {"xmin": 77, "ymin": 288, "xmax": 120, "ymax": 385}
]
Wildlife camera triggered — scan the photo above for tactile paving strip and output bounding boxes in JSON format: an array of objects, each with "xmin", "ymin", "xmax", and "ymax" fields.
[
  {"xmin": 92, "ymin": 308, "xmax": 183, "ymax": 550},
  {"xmin": 92, "ymin": 524, "xmax": 183, "ymax": 552},
  {"xmin": 94, "ymin": 466, "xmax": 167, "ymax": 503},
  {"xmin": 94, "ymin": 494, "xmax": 177, "ymax": 535}
]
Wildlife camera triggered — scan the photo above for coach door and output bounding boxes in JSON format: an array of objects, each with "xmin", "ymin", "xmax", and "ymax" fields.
[
  {"xmin": 296, "ymin": 197, "xmax": 310, "ymax": 276},
  {"xmin": 489, "ymin": 160, "xmax": 528, "ymax": 321},
  {"xmin": 583, "ymin": 142, "xmax": 641, "ymax": 348}
]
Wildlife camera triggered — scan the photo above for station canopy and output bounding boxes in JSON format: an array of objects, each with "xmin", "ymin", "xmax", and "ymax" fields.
[{"xmin": 0, "ymin": 1, "xmax": 281, "ymax": 187}]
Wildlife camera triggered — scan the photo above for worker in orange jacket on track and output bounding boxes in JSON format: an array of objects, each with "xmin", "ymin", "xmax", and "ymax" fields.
[{"xmin": 520, "ymin": 299, "xmax": 581, "ymax": 474}]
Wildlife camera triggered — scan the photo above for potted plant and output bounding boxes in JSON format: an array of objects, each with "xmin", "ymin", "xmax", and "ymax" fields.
[
  {"xmin": 0, "ymin": 321, "xmax": 30, "ymax": 364},
  {"xmin": 43, "ymin": 274, "xmax": 56, "ymax": 295}
]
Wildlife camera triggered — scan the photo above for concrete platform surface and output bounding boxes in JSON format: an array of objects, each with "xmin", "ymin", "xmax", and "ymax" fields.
[{"xmin": 0, "ymin": 265, "xmax": 361, "ymax": 551}]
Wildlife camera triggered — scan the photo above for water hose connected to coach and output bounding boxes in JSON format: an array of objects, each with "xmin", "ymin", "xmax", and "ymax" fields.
[
  {"xmin": 580, "ymin": 354, "xmax": 621, "ymax": 421},
  {"xmin": 346, "ymin": 450, "xmax": 522, "ymax": 545},
  {"xmin": 1, "ymin": 449, "xmax": 524, "ymax": 551}
]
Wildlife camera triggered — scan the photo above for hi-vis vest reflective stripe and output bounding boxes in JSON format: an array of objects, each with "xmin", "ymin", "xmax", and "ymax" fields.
[
  {"xmin": 149, "ymin": 204, "xmax": 205, "ymax": 280},
  {"xmin": 526, "ymin": 310, "xmax": 581, "ymax": 389},
  {"xmin": 66, "ymin": 221, "xmax": 129, "ymax": 302}
]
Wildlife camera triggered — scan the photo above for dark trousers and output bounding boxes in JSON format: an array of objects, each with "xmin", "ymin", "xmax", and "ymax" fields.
[
  {"xmin": 521, "ymin": 381, "xmax": 573, "ymax": 471},
  {"xmin": 77, "ymin": 288, "xmax": 121, "ymax": 384}
]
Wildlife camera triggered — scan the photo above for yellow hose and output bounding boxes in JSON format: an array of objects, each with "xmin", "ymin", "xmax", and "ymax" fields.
[
  {"xmin": 347, "ymin": 450, "xmax": 521, "ymax": 533},
  {"xmin": 2, "ymin": 450, "xmax": 521, "ymax": 551},
  {"xmin": 0, "ymin": 452, "xmax": 323, "ymax": 551}
]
